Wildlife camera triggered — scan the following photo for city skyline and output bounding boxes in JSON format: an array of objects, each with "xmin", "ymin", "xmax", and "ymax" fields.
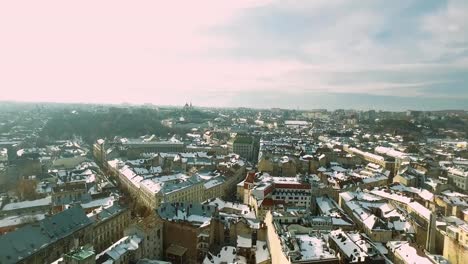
[
  {"xmin": 0, "ymin": 0, "xmax": 467, "ymax": 110},
  {"xmin": 0, "ymin": 2, "xmax": 467, "ymax": 264}
]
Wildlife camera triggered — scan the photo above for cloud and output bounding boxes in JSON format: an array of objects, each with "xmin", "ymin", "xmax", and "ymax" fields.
[
  {"xmin": 215, "ymin": 0, "xmax": 468, "ymax": 100},
  {"xmin": 0, "ymin": 0, "xmax": 466, "ymax": 109}
]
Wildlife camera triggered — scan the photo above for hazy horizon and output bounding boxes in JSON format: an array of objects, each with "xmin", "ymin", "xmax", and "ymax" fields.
[
  {"xmin": 2, "ymin": 96, "xmax": 467, "ymax": 112},
  {"xmin": 1, "ymin": 0, "xmax": 467, "ymax": 110}
]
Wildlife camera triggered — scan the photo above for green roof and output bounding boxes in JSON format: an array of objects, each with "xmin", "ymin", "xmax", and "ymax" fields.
[
  {"xmin": 234, "ymin": 137, "xmax": 253, "ymax": 144},
  {"xmin": 0, "ymin": 206, "xmax": 93, "ymax": 264}
]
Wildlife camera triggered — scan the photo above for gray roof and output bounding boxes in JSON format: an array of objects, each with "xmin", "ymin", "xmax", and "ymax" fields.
[
  {"xmin": 89, "ymin": 203, "xmax": 127, "ymax": 223},
  {"xmin": 137, "ymin": 259, "xmax": 171, "ymax": 264},
  {"xmin": 53, "ymin": 193, "xmax": 92, "ymax": 206},
  {"xmin": 0, "ymin": 206, "xmax": 93, "ymax": 264},
  {"xmin": 157, "ymin": 202, "xmax": 217, "ymax": 225}
]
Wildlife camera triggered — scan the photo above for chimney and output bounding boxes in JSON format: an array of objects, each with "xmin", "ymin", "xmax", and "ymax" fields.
[
  {"xmin": 251, "ymin": 231, "xmax": 257, "ymax": 247},
  {"xmin": 425, "ymin": 212, "xmax": 437, "ymax": 254},
  {"xmin": 73, "ymin": 238, "xmax": 79, "ymax": 250}
]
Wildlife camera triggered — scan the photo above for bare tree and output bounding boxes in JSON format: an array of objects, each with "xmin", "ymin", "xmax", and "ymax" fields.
[
  {"xmin": 19, "ymin": 215, "xmax": 38, "ymax": 225},
  {"xmin": 16, "ymin": 179, "xmax": 38, "ymax": 200}
]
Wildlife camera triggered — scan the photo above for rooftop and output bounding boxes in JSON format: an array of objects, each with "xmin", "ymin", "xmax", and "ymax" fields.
[
  {"xmin": 0, "ymin": 206, "xmax": 93, "ymax": 264},
  {"xmin": 202, "ymin": 246, "xmax": 246, "ymax": 264},
  {"xmin": 386, "ymin": 241, "xmax": 432, "ymax": 264},
  {"xmin": 64, "ymin": 247, "xmax": 95, "ymax": 261},
  {"xmin": 329, "ymin": 230, "xmax": 368, "ymax": 262},
  {"xmin": 1, "ymin": 196, "xmax": 52, "ymax": 211},
  {"xmin": 166, "ymin": 244, "xmax": 188, "ymax": 257},
  {"xmin": 96, "ymin": 235, "xmax": 142, "ymax": 262},
  {"xmin": 157, "ymin": 202, "xmax": 216, "ymax": 227},
  {"xmin": 295, "ymin": 234, "xmax": 336, "ymax": 261},
  {"xmin": 234, "ymin": 136, "xmax": 254, "ymax": 144},
  {"xmin": 0, "ymin": 213, "xmax": 46, "ymax": 228}
]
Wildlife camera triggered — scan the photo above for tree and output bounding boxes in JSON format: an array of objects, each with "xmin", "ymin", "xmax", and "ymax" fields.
[
  {"xmin": 20, "ymin": 215, "xmax": 38, "ymax": 225},
  {"xmin": 41, "ymin": 108, "xmax": 174, "ymax": 144},
  {"xmin": 16, "ymin": 179, "xmax": 38, "ymax": 200},
  {"xmin": 406, "ymin": 144, "xmax": 420, "ymax": 154},
  {"xmin": 135, "ymin": 204, "xmax": 151, "ymax": 217}
]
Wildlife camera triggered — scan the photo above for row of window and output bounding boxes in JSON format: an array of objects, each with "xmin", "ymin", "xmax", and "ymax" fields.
[{"xmin": 274, "ymin": 196, "xmax": 309, "ymax": 200}]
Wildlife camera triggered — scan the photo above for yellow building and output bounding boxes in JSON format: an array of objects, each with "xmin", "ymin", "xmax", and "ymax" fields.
[
  {"xmin": 124, "ymin": 215, "xmax": 164, "ymax": 260},
  {"xmin": 443, "ymin": 224, "xmax": 468, "ymax": 264},
  {"xmin": 258, "ymin": 157, "xmax": 274, "ymax": 173},
  {"xmin": 88, "ymin": 203, "xmax": 131, "ymax": 253}
]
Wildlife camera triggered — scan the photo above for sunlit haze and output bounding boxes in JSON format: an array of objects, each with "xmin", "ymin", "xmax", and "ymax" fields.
[{"xmin": 0, "ymin": 0, "xmax": 467, "ymax": 110}]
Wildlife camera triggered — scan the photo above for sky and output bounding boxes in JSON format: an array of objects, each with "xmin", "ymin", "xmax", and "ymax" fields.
[{"xmin": 0, "ymin": 0, "xmax": 467, "ymax": 110}]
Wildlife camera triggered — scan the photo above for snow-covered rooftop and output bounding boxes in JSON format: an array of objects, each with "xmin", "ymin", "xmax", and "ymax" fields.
[{"xmin": 1, "ymin": 196, "xmax": 52, "ymax": 211}]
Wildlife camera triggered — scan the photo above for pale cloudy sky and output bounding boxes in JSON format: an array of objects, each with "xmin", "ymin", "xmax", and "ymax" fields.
[{"xmin": 0, "ymin": 0, "xmax": 467, "ymax": 110}]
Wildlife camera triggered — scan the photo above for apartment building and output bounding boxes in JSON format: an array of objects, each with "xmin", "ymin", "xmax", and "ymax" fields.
[{"xmin": 0, "ymin": 206, "xmax": 94, "ymax": 264}]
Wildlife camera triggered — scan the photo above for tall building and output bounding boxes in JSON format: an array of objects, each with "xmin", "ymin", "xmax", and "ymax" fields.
[
  {"xmin": 88, "ymin": 202, "xmax": 131, "ymax": 253},
  {"xmin": 157, "ymin": 202, "xmax": 218, "ymax": 264},
  {"xmin": 443, "ymin": 221, "xmax": 468, "ymax": 264},
  {"xmin": 229, "ymin": 134, "xmax": 259, "ymax": 162},
  {"xmin": 124, "ymin": 215, "xmax": 164, "ymax": 260}
]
